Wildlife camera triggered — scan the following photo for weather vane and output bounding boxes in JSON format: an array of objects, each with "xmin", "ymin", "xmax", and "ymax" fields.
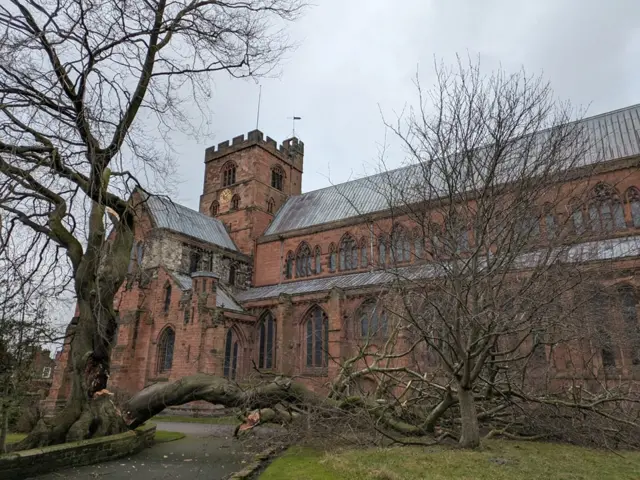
[{"xmin": 287, "ymin": 114, "xmax": 302, "ymax": 137}]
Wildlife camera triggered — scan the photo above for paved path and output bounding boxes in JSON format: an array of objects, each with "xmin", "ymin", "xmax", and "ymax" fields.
[
  {"xmin": 29, "ymin": 422, "xmax": 268, "ymax": 480},
  {"xmin": 153, "ymin": 421, "xmax": 280, "ymax": 438}
]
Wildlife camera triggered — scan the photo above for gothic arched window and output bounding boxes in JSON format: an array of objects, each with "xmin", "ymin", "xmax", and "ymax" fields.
[
  {"xmin": 258, "ymin": 312, "xmax": 276, "ymax": 369},
  {"xmin": 231, "ymin": 194, "xmax": 240, "ymax": 210},
  {"xmin": 413, "ymin": 229, "xmax": 423, "ymax": 260},
  {"xmin": 189, "ymin": 251, "xmax": 201, "ymax": 273},
  {"xmin": 456, "ymin": 228, "xmax": 471, "ymax": 253},
  {"xmin": 429, "ymin": 222, "xmax": 443, "ymax": 256},
  {"xmin": 163, "ymin": 284, "xmax": 172, "ymax": 313},
  {"xmin": 296, "ymin": 242, "xmax": 312, "ymax": 278},
  {"xmin": 378, "ymin": 235, "xmax": 387, "ymax": 265},
  {"xmin": 625, "ymin": 187, "xmax": 640, "ymax": 228},
  {"xmin": 304, "ymin": 306, "xmax": 328, "ymax": 369},
  {"xmin": 223, "ymin": 329, "xmax": 240, "ymax": 380},
  {"xmin": 571, "ymin": 204, "xmax": 586, "ymax": 236},
  {"xmin": 357, "ymin": 300, "xmax": 388, "ymax": 338},
  {"xmin": 271, "ymin": 166, "xmax": 284, "ymax": 191},
  {"xmin": 267, "ymin": 197, "xmax": 275, "ymax": 214},
  {"xmin": 210, "ymin": 201, "xmax": 219, "ymax": 216},
  {"xmin": 328, "ymin": 243, "xmax": 337, "ymax": 272},
  {"xmin": 229, "ymin": 264, "xmax": 236, "ymax": 285},
  {"xmin": 339, "ymin": 234, "xmax": 357, "ymax": 271},
  {"xmin": 157, "ymin": 327, "xmax": 175, "ymax": 374},
  {"xmin": 285, "ymin": 251, "xmax": 294, "ymax": 279},
  {"xmin": 391, "ymin": 226, "xmax": 411, "ymax": 263},
  {"xmin": 360, "ymin": 238, "xmax": 368, "ymax": 267},
  {"xmin": 543, "ymin": 204, "xmax": 557, "ymax": 240},
  {"xmin": 314, "ymin": 246, "xmax": 322, "ymax": 274},
  {"xmin": 222, "ymin": 162, "xmax": 236, "ymax": 187},
  {"xmin": 588, "ymin": 183, "xmax": 625, "ymax": 233},
  {"xmin": 618, "ymin": 285, "xmax": 640, "ymax": 365},
  {"xmin": 591, "ymin": 290, "xmax": 616, "ymax": 367}
]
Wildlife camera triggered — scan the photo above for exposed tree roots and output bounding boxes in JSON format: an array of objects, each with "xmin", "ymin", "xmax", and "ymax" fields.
[{"xmin": 11, "ymin": 394, "xmax": 126, "ymax": 451}]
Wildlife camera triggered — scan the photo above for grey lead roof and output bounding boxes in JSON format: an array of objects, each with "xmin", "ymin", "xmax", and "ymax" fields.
[
  {"xmin": 265, "ymin": 104, "xmax": 640, "ymax": 236},
  {"xmin": 237, "ymin": 235, "xmax": 640, "ymax": 302},
  {"xmin": 172, "ymin": 272, "xmax": 244, "ymax": 312},
  {"xmin": 236, "ymin": 264, "xmax": 440, "ymax": 302},
  {"xmin": 145, "ymin": 195, "xmax": 237, "ymax": 251},
  {"xmin": 216, "ymin": 287, "xmax": 244, "ymax": 312}
]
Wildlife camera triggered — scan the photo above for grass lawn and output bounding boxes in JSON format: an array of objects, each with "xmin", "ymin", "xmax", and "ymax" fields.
[
  {"xmin": 5, "ymin": 433, "xmax": 26, "ymax": 444},
  {"xmin": 153, "ymin": 415, "xmax": 239, "ymax": 425},
  {"xmin": 154, "ymin": 430, "xmax": 185, "ymax": 443},
  {"xmin": 260, "ymin": 441, "xmax": 640, "ymax": 480},
  {"xmin": 4, "ymin": 429, "xmax": 184, "ymax": 446}
]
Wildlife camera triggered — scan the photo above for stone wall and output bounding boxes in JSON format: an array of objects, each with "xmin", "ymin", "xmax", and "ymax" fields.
[{"xmin": 0, "ymin": 424, "xmax": 156, "ymax": 480}]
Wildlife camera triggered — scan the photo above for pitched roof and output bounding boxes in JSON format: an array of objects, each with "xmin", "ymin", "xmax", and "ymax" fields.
[
  {"xmin": 172, "ymin": 272, "xmax": 244, "ymax": 312},
  {"xmin": 237, "ymin": 235, "xmax": 640, "ymax": 302},
  {"xmin": 216, "ymin": 287, "xmax": 244, "ymax": 312},
  {"xmin": 145, "ymin": 195, "xmax": 237, "ymax": 251},
  {"xmin": 265, "ymin": 104, "xmax": 640, "ymax": 236}
]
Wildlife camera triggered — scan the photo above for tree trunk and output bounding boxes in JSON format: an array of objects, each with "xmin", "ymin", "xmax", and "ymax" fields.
[
  {"xmin": 0, "ymin": 401, "xmax": 7, "ymax": 453},
  {"xmin": 457, "ymin": 387, "xmax": 480, "ymax": 448},
  {"xmin": 11, "ymin": 295, "xmax": 125, "ymax": 451},
  {"xmin": 123, "ymin": 375, "xmax": 321, "ymax": 429},
  {"xmin": 423, "ymin": 388, "xmax": 456, "ymax": 433}
]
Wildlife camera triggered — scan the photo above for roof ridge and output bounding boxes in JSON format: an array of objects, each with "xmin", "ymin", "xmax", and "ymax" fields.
[
  {"xmin": 294, "ymin": 103, "xmax": 640, "ymax": 199},
  {"xmin": 143, "ymin": 193, "xmax": 238, "ymax": 251},
  {"xmin": 148, "ymin": 193, "xmax": 226, "ymax": 226},
  {"xmin": 579, "ymin": 102, "xmax": 640, "ymax": 123},
  {"xmin": 265, "ymin": 103, "xmax": 640, "ymax": 236}
]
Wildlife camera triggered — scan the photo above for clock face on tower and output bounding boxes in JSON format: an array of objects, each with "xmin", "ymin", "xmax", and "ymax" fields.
[{"xmin": 220, "ymin": 189, "xmax": 232, "ymax": 204}]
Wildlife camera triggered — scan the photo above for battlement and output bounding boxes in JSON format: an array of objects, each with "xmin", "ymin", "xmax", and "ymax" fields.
[{"xmin": 205, "ymin": 129, "xmax": 304, "ymax": 166}]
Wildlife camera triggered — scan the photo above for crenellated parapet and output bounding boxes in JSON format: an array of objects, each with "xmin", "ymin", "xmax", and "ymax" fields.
[{"xmin": 204, "ymin": 129, "xmax": 304, "ymax": 171}]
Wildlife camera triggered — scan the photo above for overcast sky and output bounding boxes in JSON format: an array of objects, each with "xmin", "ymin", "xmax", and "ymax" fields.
[{"xmin": 167, "ymin": 0, "xmax": 640, "ymax": 210}]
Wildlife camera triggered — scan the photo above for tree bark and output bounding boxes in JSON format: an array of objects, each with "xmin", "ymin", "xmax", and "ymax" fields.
[
  {"xmin": 12, "ymin": 295, "xmax": 126, "ymax": 450},
  {"xmin": 123, "ymin": 374, "xmax": 321, "ymax": 429},
  {"xmin": 457, "ymin": 387, "xmax": 480, "ymax": 448},
  {"xmin": 423, "ymin": 388, "xmax": 456, "ymax": 433},
  {"xmin": 0, "ymin": 401, "xmax": 7, "ymax": 453}
]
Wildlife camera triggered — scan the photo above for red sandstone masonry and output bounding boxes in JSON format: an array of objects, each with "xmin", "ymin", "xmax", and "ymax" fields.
[
  {"xmin": 198, "ymin": 131, "xmax": 304, "ymax": 257},
  {"xmin": 48, "ymin": 134, "xmax": 640, "ymax": 404}
]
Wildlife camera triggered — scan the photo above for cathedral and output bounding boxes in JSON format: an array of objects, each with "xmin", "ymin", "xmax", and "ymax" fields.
[{"xmin": 47, "ymin": 104, "xmax": 640, "ymax": 406}]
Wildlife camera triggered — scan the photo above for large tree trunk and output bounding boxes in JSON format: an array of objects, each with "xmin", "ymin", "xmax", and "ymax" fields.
[
  {"xmin": 458, "ymin": 387, "xmax": 480, "ymax": 448},
  {"xmin": 0, "ymin": 401, "xmax": 8, "ymax": 453},
  {"xmin": 123, "ymin": 375, "xmax": 321, "ymax": 429},
  {"xmin": 13, "ymin": 293, "xmax": 126, "ymax": 450},
  {"xmin": 13, "ymin": 201, "xmax": 135, "ymax": 451}
]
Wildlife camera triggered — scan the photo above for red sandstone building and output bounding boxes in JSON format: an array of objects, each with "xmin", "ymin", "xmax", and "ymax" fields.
[{"xmin": 47, "ymin": 105, "xmax": 640, "ymax": 405}]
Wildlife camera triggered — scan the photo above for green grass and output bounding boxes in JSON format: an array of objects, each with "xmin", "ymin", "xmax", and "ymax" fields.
[
  {"xmin": 260, "ymin": 441, "xmax": 640, "ymax": 480},
  {"xmin": 154, "ymin": 430, "xmax": 185, "ymax": 443},
  {"xmin": 5, "ymin": 433, "xmax": 27, "ymax": 444},
  {"xmin": 153, "ymin": 415, "xmax": 239, "ymax": 425}
]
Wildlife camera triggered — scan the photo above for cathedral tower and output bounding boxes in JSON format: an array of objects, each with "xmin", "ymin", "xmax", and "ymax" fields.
[{"xmin": 199, "ymin": 130, "xmax": 304, "ymax": 256}]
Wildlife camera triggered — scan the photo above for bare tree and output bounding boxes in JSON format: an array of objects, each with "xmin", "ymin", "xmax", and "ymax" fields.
[
  {"xmin": 0, "ymin": 239, "xmax": 59, "ymax": 452},
  {"xmin": 0, "ymin": 0, "xmax": 304, "ymax": 448},
  {"xmin": 347, "ymin": 58, "xmax": 638, "ymax": 447}
]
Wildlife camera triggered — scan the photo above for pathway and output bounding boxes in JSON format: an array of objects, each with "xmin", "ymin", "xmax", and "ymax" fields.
[{"xmin": 29, "ymin": 422, "xmax": 269, "ymax": 480}]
